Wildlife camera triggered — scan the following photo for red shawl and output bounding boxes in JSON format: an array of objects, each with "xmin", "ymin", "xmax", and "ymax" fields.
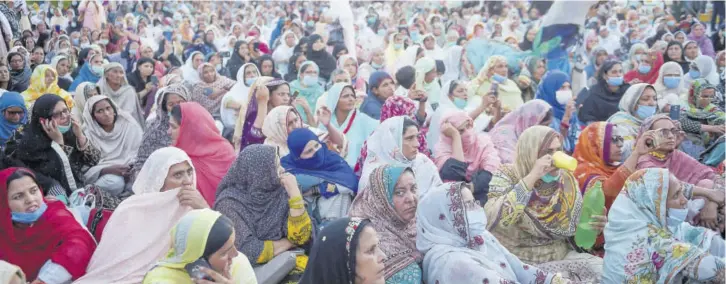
[
  {"xmin": 624, "ymin": 52, "xmax": 664, "ymax": 84},
  {"xmin": 0, "ymin": 168, "xmax": 96, "ymax": 281},
  {"xmin": 174, "ymin": 102, "xmax": 236, "ymax": 206}
]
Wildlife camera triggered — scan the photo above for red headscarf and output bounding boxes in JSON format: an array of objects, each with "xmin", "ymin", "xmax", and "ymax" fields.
[
  {"xmin": 624, "ymin": 52, "xmax": 664, "ymax": 84},
  {"xmin": 173, "ymin": 102, "xmax": 236, "ymax": 206},
  {"xmin": 0, "ymin": 168, "xmax": 96, "ymax": 281}
]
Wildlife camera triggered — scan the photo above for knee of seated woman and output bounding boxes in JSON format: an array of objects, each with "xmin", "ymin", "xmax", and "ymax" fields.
[{"xmin": 95, "ymin": 174, "xmax": 126, "ymax": 196}]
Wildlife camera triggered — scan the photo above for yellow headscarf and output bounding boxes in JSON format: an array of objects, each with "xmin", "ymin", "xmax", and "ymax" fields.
[
  {"xmin": 468, "ymin": 55, "xmax": 522, "ymax": 111},
  {"xmin": 142, "ymin": 209, "xmax": 256, "ymax": 284},
  {"xmin": 21, "ymin": 65, "xmax": 75, "ymax": 109}
]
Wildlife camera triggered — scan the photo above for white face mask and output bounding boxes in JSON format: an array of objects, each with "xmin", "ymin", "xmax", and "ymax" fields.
[
  {"xmin": 667, "ymin": 207, "xmax": 689, "ymax": 225},
  {"xmin": 555, "ymin": 90, "xmax": 573, "ymax": 105}
]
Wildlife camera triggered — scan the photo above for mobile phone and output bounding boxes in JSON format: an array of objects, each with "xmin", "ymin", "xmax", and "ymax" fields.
[
  {"xmin": 184, "ymin": 258, "xmax": 213, "ymax": 281},
  {"xmin": 645, "ymin": 130, "xmax": 663, "ymax": 149},
  {"xmin": 669, "ymin": 105, "xmax": 681, "ymax": 120},
  {"xmin": 289, "ymin": 91, "xmax": 300, "ymax": 105},
  {"xmin": 489, "ymin": 82, "xmax": 499, "ymax": 97}
]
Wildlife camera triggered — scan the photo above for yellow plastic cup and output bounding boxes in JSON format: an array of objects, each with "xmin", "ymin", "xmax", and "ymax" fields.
[{"xmin": 552, "ymin": 151, "xmax": 577, "ymax": 172}]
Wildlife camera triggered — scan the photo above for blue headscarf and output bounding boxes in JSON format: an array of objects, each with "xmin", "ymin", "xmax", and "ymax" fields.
[
  {"xmin": 0, "ymin": 92, "xmax": 27, "ymax": 145},
  {"xmin": 535, "ymin": 70, "xmax": 570, "ymax": 120},
  {"xmin": 383, "ymin": 166, "xmax": 407, "ymax": 203},
  {"xmin": 281, "ymin": 128, "xmax": 359, "ymax": 196},
  {"xmin": 69, "ymin": 63, "xmax": 101, "ymax": 92},
  {"xmin": 366, "ymin": 71, "xmax": 392, "ymax": 98}
]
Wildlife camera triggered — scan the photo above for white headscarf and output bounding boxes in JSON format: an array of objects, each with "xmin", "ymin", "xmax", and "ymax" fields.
[
  {"xmin": 220, "ymin": 63, "xmax": 259, "ymax": 128},
  {"xmin": 181, "ymin": 51, "xmax": 202, "ymax": 84},
  {"xmin": 81, "ymin": 95, "xmax": 144, "ymax": 183},
  {"xmin": 75, "ymin": 147, "xmax": 195, "ymax": 284},
  {"xmin": 653, "ymin": 61, "xmax": 688, "ymax": 109},
  {"xmin": 359, "ymin": 116, "xmax": 442, "ymax": 197},
  {"xmin": 442, "ymin": 46, "xmax": 463, "ymax": 83}
]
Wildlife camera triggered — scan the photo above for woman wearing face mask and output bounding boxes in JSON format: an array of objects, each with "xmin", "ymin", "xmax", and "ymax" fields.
[
  {"xmin": 20, "ymin": 65, "xmax": 74, "ymax": 111},
  {"xmin": 76, "ymin": 147, "xmax": 208, "ymax": 284},
  {"xmin": 385, "ymin": 33, "xmax": 405, "ymax": 73},
  {"xmin": 214, "ymin": 144, "xmax": 312, "ymax": 283},
  {"xmin": 653, "ymin": 62, "xmax": 689, "ymax": 109},
  {"xmin": 142, "ymin": 209, "xmax": 256, "ymax": 284},
  {"xmin": 678, "ymin": 80, "xmax": 725, "ymax": 161},
  {"xmin": 4, "ymin": 94, "xmax": 99, "ymax": 196},
  {"xmin": 132, "ymin": 85, "xmax": 190, "ymax": 178},
  {"xmin": 603, "ymin": 168, "xmax": 725, "ymax": 283},
  {"xmin": 684, "ymin": 55, "xmax": 720, "ymax": 87},
  {"xmin": 485, "ymin": 126, "xmax": 604, "ymax": 281},
  {"xmin": 0, "ymin": 167, "xmax": 97, "ymax": 283},
  {"xmin": 469, "ymin": 55, "xmax": 523, "ymax": 111},
  {"xmin": 624, "ymin": 49, "xmax": 664, "ymax": 84},
  {"xmin": 417, "ymin": 182, "xmax": 569, "ymax": 283},
  {"xmin": 300, "ymin": 217, "xmax": 386, "ymax": 284},
  {"xmin": 289, "ymin": 61, "xmax": 323, "ymax": 124},
  {"xmin": 358, "ymin": 48, "xmax": 386, "ymax": 81},
  {"xmin": 305, "ymin": 34, "xmax": 336, "ymax": 81},
  {"xmin": 578, "ymin": 60, "xmax": 630, "ymax": 124},
  {"xmin": 434, "ymin": 111, "xmax": 500, "ymax": 203},
  {"xmin": 349, "ymin": 165, "xmax": 423, "ymax": 284},
  {"xmin": 69, "ymin": 53, "xmax": 104, "ymax": 92},
  {"xmin": 220, "ymin": 63, "xmax": 259, "ymax": 139},
  {"xmin": 281, "ymin": 128, "xmax": 358, "ymax": 229},
  {"xmin": 535, "ymin": 71, "xmax": 581, "ymax": 153},
  {"xmin": 606, "ymin": 83, "xmax": 659, "ymax": 160},
  {"xmin": 428, "ymin": 80, "xmax": 499, "ymax": 145},
  {"xmin": 359, "ymin": 116, "xmax": 441, "ymax": 198},
  {"xmin": 81, "ymin": 96, "xmax": 143, "ymax": 197}
]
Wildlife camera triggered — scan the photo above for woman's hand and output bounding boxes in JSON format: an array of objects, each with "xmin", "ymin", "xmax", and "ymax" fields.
[
  {"xmin": 177, "ymin": 185, "xmax": 209, "ymax": 209},
  {"xmin": 441, "ymin": 122, "xmax": 460, "ymax": 138},
  {"xmin": 590, "ymin": 208, "xmax": 608, "ymax": 234},
  {"xmin": 562, "ymin": 99, "xmax": 576, "ymax": 120},
  {"xmin": 634, "ymin": 131, "xmax": 655, "ymax": 156},
  {"xmin": 255, "ymin": 85, "xmax": 270, "ymax": 104},
  {"xmin": 71, "ymin": 118, "xmax": 84, "ymax": 138},
  {"xmin": 703, "ymin": 124, "xmax": 726, "ymax": 135},
  {"xmin": 317, "ymin": 106, "xmax": 332, "ymax": 127},
  {"xmin": 280, "ymin": 172, "xmax": 300, "ymax": 197},
  {"xmin": 696, "ymin": 201, "xmax": 719, "ymax": 230},
  {"xmin": 194, "ymin": 267, "xmax": 233, "ymax": 284},
  {"xmin": 293, "ymin": 97, "xmax": 310, "ymax": 111},
  {"xmin": 104, "ymin": 165, "xmax": 130, "ymax": 176},
  {"xmin": 527, "ymin": 154, "xmax": 554, "ymax": 180},
  {"xmin": 41, "ymin": 118, "xmax": 64, "ymax": 145}
]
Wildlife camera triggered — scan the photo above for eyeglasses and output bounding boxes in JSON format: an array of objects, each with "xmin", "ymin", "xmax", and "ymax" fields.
[
  {"xmin": 654, "ymin": 127, "xmax": 680, "ymax": 137},
  {"xmin": 611, "ymin": 135, "xmax": 624, "ymax": 144},
  {"xmin": 4, "ymin": 110, "xmax": 24, "ymax": 116},
  {"xmin": 50, "ymin": 108, "xmax": 70, "ymax": 119},
  {"xmin": 464, "ymin": 199, "xmax": 481, "ymax": 210}
]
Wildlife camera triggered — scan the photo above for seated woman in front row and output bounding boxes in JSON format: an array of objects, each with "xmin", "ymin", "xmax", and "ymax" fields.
[
  {"xmin": 214, "ymin": 144, "xmax": 313, "ymax": 282},
  {"xmin": 143, "ymin": 209, "xmax": 257, "ymax": 284},
  {"xmin": 604, "ymin": 168, "xmax": 724, "ymax": 283},
  {"xmin": 0, "ymin": 167, "xmax": 97, "ymax": 283},
  {"xmin": 417, "ymin": 182, "xmax": 569, "ymax": 283},
  {"xmin": 485, "ymin": 126, "xmax": 605, "ymax": 282},
  {"xmin": 282, "ymin": 128, "xmax": 358, "ymax": 230}
]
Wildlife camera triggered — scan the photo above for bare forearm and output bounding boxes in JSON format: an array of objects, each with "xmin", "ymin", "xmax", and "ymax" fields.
[
  {"xmin": 451, "ymin": 135, "xmax": 465, "ymax": 162},
  {"xmin": 325, "ymin": 124, "xmax": 345, "ymax": 148},
  {"xmin": 253, "ymin": 103, "xmax": 268, "ymax": 129}
]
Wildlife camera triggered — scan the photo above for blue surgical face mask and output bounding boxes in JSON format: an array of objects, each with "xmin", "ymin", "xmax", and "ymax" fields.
[
  {"xmin": 303, "ymin": 75, "xmax": 318, "ymax": 86},
  {"xmin": 307, "ymin": 20, "xmax": 315, "ymax": 27},
  {"xmin": 636, "ymin": 104, "xmax": 657, "ymax": 119},
  {"xmin": 58, "ymin": 122, "xmax": 71, "ymax": 134},
  {"xmin": 638, "ymin": 64, "xmax": 651, "ymax": 74},
  {"xmin": 367, "ymin": 17, "xmax": 376, "ymax": 25},
  {"xmin": 607, "ymin": 76, "xmax": 624, "ymax": 86},
  {"xmin": 491, "ymin": 73, "xmax": 507, "ymax": 83},
  {"xmin": 608, "ymin": 24, "xmax": 617, "ymax": 30},
  {"xmin": 377, "ymin": 29, "xmax": 386, "ymax": 37},
  {"xmin": 663, "ymin": 76, "xmax": 680, "ymax": 89},
  {"xmin": 11, "ymin": 202, "xmax": 48, "ymax": 224},
  {"xmin": 667, "ymin": 20, "xmax": 676, "ymax": 27},
  {"xmin": 466, "ymin": 210, "xmax": 487, "ymax": 238},
  {"xmin": 410, "ymin": 31, "xmax": 420, "ymax": 41},
  {"xmin": 91, "ymin": 65, "xmax": 104, "ymax": 76},
  {"xmin": 129, "ymin": 49, "xmax": 137, "ymax": 56},
  {"xmin": 667, "ymin": 207, "xmax": 688, "ymax": 225},
  {"xmin": 72, "ymin": 38, "xmax": 79, "ymax": 46},
  {"xmin": 245, "ymin": 77, "xmax": 257, "ymax": 86},
  {"xmin": 540, "ymin": 173, "xmax": 560, "ymax": 183},
  {"xmin": 371, "ymin": 62, "xmax": 383, "ymax": 69},
  {"xmin": 393, "ymin": 43, "xmax": 403, "ymax": 50},
  {"xmin": 689, "ymin": 69, "xmax": 700, "ymax": 78},
  {"xmin": 453, "ymin": 97, "xmax": 467, "ymax": 109}
]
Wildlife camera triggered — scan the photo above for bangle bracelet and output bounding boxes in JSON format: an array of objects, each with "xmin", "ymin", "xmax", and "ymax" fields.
[
  {"xmin": 560, "ymin": 121, "xmax": 570, "ymax": 129},
  {"xmin": 288, "ymin": 196, "xmax": 304, "ymax": 209}
]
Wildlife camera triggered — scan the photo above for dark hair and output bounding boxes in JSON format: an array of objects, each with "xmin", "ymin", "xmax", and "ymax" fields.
[
  {"xmin": 202, "ymin": 215, "xmax": 234, "ymax": 259},
  {"xmin": 6, "ymin": 168, "xmax": 38, "ymax": 189},
  {"xmin": 597, "ymin": 60, "xmax": 622, "ymax": 83},
  {"xmin": 267, "ymin": 82, "xmax": 289, "ymax": 95},
  {"xmin": 299, "ymin": 218, "xmax": 372, "ymax": 283},
  {"xmin": 435, "ymin": 60, "xmax": 445, "ymax": 74},
  {"xmin": 541, "ymin": 109, "xmax": 553, "ymax": 124},
  {"xmin": 663, "ymin": 41, "xmax": 684, "ymax": 62},
  {"xmin": 32, "ymin": 46, "xmax": 44, "ymax": 54},
  {"xmin": 170, "ymin": 104, "xmax": 183, "ymax": 123},
  {"xmin": 416, "ymin": 47, "xmax": 424, "ymax": 57},
  {"xmin": 448, "ymin": 80, "xmax": 460, "ymax": 95},
  {"xmin": 7, "ymin": 52, "xmax": 23, "ymax": 65},
  {"xmin": 402, "ymin": 116, "xmax": 420, "ymax": 132},
  {"xmin": 91, "ymin": 99, "xmax": 118, "ymax": 125},
  {"xmin": 395, "ymin": 66, "xmax": 416, "ymax": 90}
]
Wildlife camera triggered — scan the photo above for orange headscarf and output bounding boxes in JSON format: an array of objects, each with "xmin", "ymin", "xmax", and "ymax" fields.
[{"xmin": 572, "ymin": 122, "xmax": 618, "ymax": 193}]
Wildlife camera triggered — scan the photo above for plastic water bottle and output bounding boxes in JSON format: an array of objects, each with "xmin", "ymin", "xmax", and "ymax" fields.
[{"xmin": 575, "ymin": 186, "xmax": 605, "ymax": 249}]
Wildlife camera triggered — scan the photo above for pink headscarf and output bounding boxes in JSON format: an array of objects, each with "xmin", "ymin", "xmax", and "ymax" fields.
[
  {"xmin": 635, "ymin": 114, "xmax": 716, "ymax": 185},
  {"xmin": 489, "ymin": 99, "xmax": 552, "ymax": 164},
  {"xmin": 173, "ymin": 102, "xmax": 236, "ymax": 205},
  {"xmin": 434, "ymin": 110, "xmax": 501, "ymax": 180}
]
